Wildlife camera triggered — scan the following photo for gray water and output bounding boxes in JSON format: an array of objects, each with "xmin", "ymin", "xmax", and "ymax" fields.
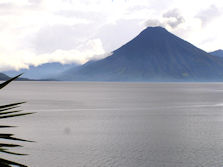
[{"xmin": 1, "ymin": 82, "xmax": 223, "ymax": 167}]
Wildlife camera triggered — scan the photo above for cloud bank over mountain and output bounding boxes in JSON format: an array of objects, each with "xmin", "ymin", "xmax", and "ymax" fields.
[{"xmin": 0, "ymin": 0, "xmax": 222, "ymax": 70}]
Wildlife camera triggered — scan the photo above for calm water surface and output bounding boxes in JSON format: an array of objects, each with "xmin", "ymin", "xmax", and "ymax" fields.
[{"xmin": 1, "ymin": 82, "xmax": 223, "ymax": 167}]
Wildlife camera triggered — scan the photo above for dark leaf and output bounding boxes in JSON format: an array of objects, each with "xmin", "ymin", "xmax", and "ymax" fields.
[
  {"xmin": 0, "ymin": 102, "xmax": 25, "ymax": 110},
  {"xmin": 0, "ymin": 158, "xmax": 27, "ymax": 167},
  {"xmin": 0, "ymin": 74, "xmax": 23, "ymax": 90}
]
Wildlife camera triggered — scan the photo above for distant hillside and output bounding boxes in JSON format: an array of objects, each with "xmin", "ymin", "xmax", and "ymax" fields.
[
  {"xmin": 0, "ymin": 73, "xmax": 10, "ymax": 80},
  {"xmin": 4, "ymin": 62, "xmax": 78, "ymax": 80},
  {"xmin": 60, "ymin": 27, "xmax": 223, "ymax": 81},
  {"xmin": 0, "ymin": 73, "xmax": 30, "ymax": 81},
  {"xmin": 210, "ymin": 50, "xmax": 223, "ymax": 57}
]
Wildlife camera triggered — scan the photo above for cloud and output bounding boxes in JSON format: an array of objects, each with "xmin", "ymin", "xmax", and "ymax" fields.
[
  {"xmin": 145, "ymin": 19, "xmax": 164, "ymax": 27},
  {"xmin": 163, "ymin": 9, "xmax": 185, "ymax": 28},
  {"xmin": 0, "ymin": 39, "xmax": 108, "ymax": 71},
  {"xmin": 196, "ymin": 5, "xmax": 221, "ymax": 27},
  {"xmin": 145, "ymin": 8, "xmax": 184, "ymax": 29},
  {"xmin": 31, "ymin": 24, "xmax": 96, "ymax": 54},
  {"xmin": 96, "ymin": 19, "xmax": 143, "ymax": 51},
  {"xmin": 28, "ymin": 0, "xmax": 41, "ymax": 4}
]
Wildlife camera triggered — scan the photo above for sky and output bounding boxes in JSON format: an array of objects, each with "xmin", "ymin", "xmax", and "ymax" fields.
[{"xmin": 0, "ymin": 0, "xmax": 223, "ymax": 71}]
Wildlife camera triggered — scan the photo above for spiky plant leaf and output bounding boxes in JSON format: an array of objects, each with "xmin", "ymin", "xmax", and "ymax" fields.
[
  {"xmin": 0, "ymin": 74, "xmax": 23, "ymax": 90},
  {"xmin": 0, "ymin": 74, "xmax": 33, "ymax": 167}
]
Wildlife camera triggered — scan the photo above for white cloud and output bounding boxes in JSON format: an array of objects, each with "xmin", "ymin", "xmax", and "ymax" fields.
[
  {"xmin": 0, "ymin": 38, "xmax": 106, "ymax": 71},
  {"xmin": 195, "ymin": 5, "xmax": 222, "ymax": 27},
  {"xmin": 163, "ymin": 9, "xmax": 185, "ymax": 29},
  {"xmin": 145, "ymin": 8, "xmax": 185, "ymax": 29}
]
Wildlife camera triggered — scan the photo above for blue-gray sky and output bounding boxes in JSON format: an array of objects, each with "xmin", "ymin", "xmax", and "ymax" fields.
[{"xmin": 0, "ymin": 0, "xmax": 222, "ymax": 70}]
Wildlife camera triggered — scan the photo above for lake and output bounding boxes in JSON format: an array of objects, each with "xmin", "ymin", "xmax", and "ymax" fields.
[{"xmin": 1, "ymin": 82, "xmax": 223, "ymax": 167}]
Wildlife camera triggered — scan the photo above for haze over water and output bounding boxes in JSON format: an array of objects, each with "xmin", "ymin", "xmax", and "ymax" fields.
[{"xmin": 1, "ymin": 82, "xmax": 223, "ymax": 167}]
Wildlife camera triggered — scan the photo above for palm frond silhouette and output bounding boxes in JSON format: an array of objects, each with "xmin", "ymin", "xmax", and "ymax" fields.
[{"xmin": 0, "ymin": 74, "xmax": 33, "ymax": 167}]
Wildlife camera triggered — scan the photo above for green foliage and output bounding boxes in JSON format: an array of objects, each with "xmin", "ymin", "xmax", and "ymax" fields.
[{"xmin": 0, "ymin": 74, "xmax": 33, "ymax": 167}]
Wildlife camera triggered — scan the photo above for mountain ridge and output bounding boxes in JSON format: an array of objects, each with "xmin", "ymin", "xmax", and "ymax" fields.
[
  {"xmin": 210, "ymin": 49, "xmax": 223, "ymax": 57},
  {"xmin": 59, "ymin": 27, "xmax": 223, "ymax": 81},
  {"xmin": 0, "ymin": 73, "xmax": 30, "ymax": 81},
  {"xmin": 3, "ymin": 62, "xmax": 78, "ymax": 80}
]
